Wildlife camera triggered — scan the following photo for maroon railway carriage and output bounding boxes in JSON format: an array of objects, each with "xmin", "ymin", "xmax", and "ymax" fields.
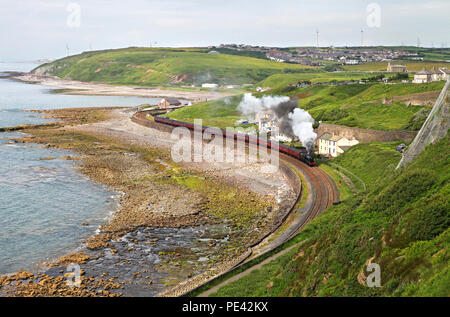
[{"xmin": 154, "ymin": 116, "xmax": 315, "ymax": 166}]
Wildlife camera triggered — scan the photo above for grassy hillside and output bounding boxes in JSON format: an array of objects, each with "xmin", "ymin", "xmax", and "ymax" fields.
[
  {"xmin": 290, "ymin": 82, "xmax": 444, "ymax": 130},
  {"xmin": 343, "ymin": 60, "xmax": 450, "ymax": 72},
  {"xmin": 210, "ymin": 135, "xmax": 450, "ymax": 297},
  {"xmin": 258, "ymin": 72, "xmax": 388, "ymax": 89},
  {"xmin": 168, "ymin": 81, "xmax": 443, "ymax": 131},
  {"xmin": 166, "ymin": 95, "xmax": 244, "ymax": 129},
  {"xmin": 33, "ymin": 47, "xmax": 312, "ymax": 86}
]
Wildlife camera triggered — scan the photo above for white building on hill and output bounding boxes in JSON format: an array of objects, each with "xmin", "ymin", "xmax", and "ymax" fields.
[
  {"xmin": 257, "ymin": 111, "xmax": 293, "ymax": 143},
  {"xmin": 317, "ymin": 133, "xmax": 359, "ymax": 157},
  {"xmin": 413, "ymin": 69, "xmax": 432, "ymax": 84},
  {"xmin": 413, "ymin": 68, "xmax": 449, "ymax": 84},
  {"xmin": 202, "ymin": 83, "xmax": 219, "ymax": 88}
]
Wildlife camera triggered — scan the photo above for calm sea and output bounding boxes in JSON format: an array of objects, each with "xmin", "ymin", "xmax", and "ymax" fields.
[{"xmin": 0, "ymin": 62, "xmax": 160, "ymax": 273}]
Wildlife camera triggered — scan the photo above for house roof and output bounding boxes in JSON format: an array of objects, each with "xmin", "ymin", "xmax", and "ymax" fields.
[
  {"xmin": 430, "ymin": 67, "xmax": 440, "ymax": 74},
  {"xmin": 318, "ymin": 133, "xmax": 333, "ymax": 140},
  {"xmin": 416, "ymin": 69, "xmax": 431, "ymax": 75},
  {"xmin": 161, "ymin": 97, "xmax": 181, "ymax": 104},
  {"xmin": 330, "ymin": 135, "xmax": 343, "ymax": 142},
  {"xmin": 338, "ymin": 145, "xmax": 352, "ymax": 152}
]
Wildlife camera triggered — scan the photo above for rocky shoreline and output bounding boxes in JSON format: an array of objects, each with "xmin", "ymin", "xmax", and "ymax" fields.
[{"xmin": 0, "ymin": 107, "xmax": 297, "ymax": 297}]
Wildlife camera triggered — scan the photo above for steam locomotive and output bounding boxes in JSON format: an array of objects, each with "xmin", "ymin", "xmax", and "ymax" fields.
[{"xmin": 154, "ymin": 116, "xmax": 316, "ymax": 167}]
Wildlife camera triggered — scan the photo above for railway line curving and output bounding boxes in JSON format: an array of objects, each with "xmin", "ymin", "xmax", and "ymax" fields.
[{"xmin": 131, "ymin": 111, "xmax": 339, "ymax": 296}]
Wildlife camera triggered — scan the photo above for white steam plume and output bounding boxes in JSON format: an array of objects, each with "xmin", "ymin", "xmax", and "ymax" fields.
[
  {"xmin": 238, "ymin": 93, "xmax": 317, "ymax": 152},
  {"xmin": 288, "ymin": 108, "xmax": 317, "ymax": 152},
  {"xmin": 237, "ymin": 93, "xmax": 290, "ymax": 116}
]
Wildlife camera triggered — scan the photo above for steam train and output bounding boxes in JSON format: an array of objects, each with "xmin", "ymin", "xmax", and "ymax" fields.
[{"xmin": 154, "ymin": 115, "xmax": 316, "ymax": 167}]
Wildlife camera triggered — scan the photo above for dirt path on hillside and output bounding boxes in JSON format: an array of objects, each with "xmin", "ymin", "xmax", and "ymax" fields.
[{"xmin": 199, "ymin": 241, "xmax": 304, "ymax": 297}]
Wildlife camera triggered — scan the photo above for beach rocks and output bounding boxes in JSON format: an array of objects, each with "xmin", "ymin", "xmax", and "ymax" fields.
[{"xmin": 55, "ymin": 253, "xmax": 90, "ymax": 266}]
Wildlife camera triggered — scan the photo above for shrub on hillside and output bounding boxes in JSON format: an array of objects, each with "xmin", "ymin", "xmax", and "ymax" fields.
[{"xmin": 365, "ymin": 169, "xmax": 438, "ymax": 216}]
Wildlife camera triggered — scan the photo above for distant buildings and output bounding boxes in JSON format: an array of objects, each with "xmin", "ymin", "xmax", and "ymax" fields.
[
  {"xmin": 210, "ymin": 44, "xmax": 420, "ymax": 65},
  {"xmin": 413, "ymin": 68, "xmax": 449, "ymax": 84},
  {"xmin": 413, "ymin": 69, "xmax": 432, "ymax": 83},
  {"xmin": 201, "ymin": 83, "xmax": 219, "ymax": 89},
  {"xmin": 158, "ymin": 97, "xmax": 182, "ymax": 109},
  {"xmin": 266, "ymin": 50, "xmax": 290, "ymax": 63},
  {"xmin": 257, "ymin": 111, "xmax": 293, "ymax": 143},
  {"xmin": 317, "ymin": 133, "xmax": 359, "ymax": 157},
  {"xmin": 387, "ymin": 62, "xmax": 407, "ymax": 72}
]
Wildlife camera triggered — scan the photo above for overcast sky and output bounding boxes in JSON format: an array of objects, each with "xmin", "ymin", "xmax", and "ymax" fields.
[{"xmin": 1, "ymin": 0, "xmax": 449, "ymax": 61}]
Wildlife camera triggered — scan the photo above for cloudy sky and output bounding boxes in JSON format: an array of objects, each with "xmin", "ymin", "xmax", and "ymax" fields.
[{"xmin": 1, "ymin": 0, "xmax": 449, "ymax": 61}]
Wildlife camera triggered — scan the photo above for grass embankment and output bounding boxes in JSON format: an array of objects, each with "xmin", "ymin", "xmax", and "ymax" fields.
[
  {"xmin": 33, "ymin": 47, "xmax": 312, "ymax": 87},
  {"xmin": 258, "ymin": 72, "xmax": 387, "ymax": 89},
  {"xmin": 209, "ymin": 136, "xmax": 449, "ymax": 296},
  {"xmin": 289, "ymin": 82, "xmax": 444, "ymax": 130},
  {"xmin": 317, "ymin": 141, "xmax": 402, "ymax": 200},
  {"xmin": 167, "ymin": 95, "xmax": 244, "ymax": 129}
]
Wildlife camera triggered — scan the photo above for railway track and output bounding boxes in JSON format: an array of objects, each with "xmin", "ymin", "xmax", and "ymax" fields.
[
  {"xmin": 279, "ymin": 153, "xmax": 339, "ymax": 241},
  {"xmin": 131, "ymin": 111, "xmax": 340, "ymax": 296}
]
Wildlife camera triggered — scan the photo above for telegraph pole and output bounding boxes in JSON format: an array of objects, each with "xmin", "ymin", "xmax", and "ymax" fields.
[{"xmin": 316, "ymin": 29, "xmax": 319, "ymax": 48}]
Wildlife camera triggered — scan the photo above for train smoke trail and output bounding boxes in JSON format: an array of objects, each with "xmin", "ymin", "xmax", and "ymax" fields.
[{"xmin": 237, "ymin": 93, "xmax": 317, "ymax": 153}]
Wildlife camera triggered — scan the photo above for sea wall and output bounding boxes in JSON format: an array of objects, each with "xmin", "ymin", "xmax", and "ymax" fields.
[
  {"xmin": 315, "ymin": 123, "xmax": 417, "ymax": 143},
  {"xmin": 397, "ymin": 79, "xmax": 450, "ymax": 168}
]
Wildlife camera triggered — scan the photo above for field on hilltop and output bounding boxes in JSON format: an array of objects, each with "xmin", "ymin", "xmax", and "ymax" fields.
[
  {"xmin": 343, "ymin": 60, "xmax": 450, "ymax": 72},
  {"xmin": 209, "ymin": 136, "xmax": 450, "ymax": 297},
  {"xmin": 258, "ymin": 72, "xmax": 392, "ymax": 90},
  {"xmin": 32, "ymin": 47, "xmax": 313, "ymax": 87}
]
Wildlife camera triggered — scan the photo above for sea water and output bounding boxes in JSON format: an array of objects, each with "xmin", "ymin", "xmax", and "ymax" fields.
[{"xmin": 0, "ymin": 62, "xmax": 160, "ymax": 273}]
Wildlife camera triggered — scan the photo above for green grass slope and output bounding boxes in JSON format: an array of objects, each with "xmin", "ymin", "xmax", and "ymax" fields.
[
  {"xmin": 33, "ymin": 47, "xmax": 312, "ymax": 86},
  {"xmin": 210, "ymin": 135, "xmax": 449, "ymax": 297},
  {"xmin": 343, "ymin": 60, "xmax": 450, "ymax": 72},
  {"xmin": 166, "ymin": 95, "xmax": 244, "ymax": 129},
  {"xmin": 289, "ymin": 82, "xmax": 444, "ymax": 130},
  {"xmin": 258, "ymin": 72, "xmax": 387, "ymax": 89},
  {"xmin": 168, "ymin": 81, "xmax": 443, "ymax": 131}
]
